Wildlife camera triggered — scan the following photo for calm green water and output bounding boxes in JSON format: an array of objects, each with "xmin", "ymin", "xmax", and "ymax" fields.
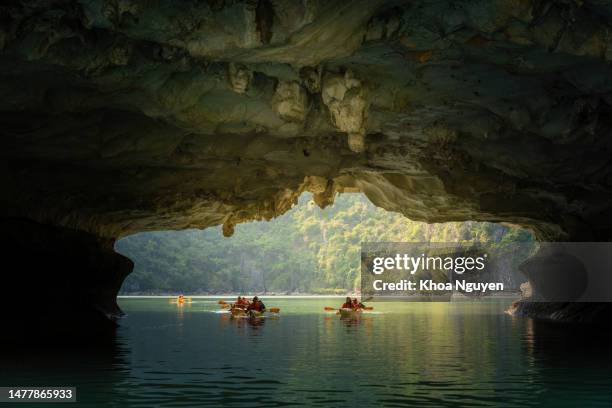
[{"xmin": 2, "ymin": 297, "xmax": 612, "ymax": 407}]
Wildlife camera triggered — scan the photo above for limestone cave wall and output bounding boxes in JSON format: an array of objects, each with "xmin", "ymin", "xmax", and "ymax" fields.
[{"xmin": 2, "ymin": 0, "xmax": 612, "ymax": 325}]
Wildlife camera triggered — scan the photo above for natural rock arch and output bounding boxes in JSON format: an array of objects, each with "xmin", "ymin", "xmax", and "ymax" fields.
[{"xmin": 2, "ymin": 0, "xmax": 612, "ymax": 333}]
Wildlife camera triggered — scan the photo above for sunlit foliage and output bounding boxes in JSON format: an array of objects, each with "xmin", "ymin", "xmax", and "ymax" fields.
[{"xmin": 116, "ymin": 193, "xmax": 533, "ymax": 294}]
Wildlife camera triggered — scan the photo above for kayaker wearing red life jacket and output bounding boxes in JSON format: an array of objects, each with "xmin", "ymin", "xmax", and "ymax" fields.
[
  {"xmin": 352, "ymin": 298, "xmax": 365, "ymax": 309},
  {"xmin": 234, "ymin": 296, "xmax": 248, "ymax": 309},
  {"xmin": 341, "ymin": 297, "xmax": 353, "ymax": 309},
  {"xmin": 247, "ymin": 296, "xmax": 266, "ymax": 312}
]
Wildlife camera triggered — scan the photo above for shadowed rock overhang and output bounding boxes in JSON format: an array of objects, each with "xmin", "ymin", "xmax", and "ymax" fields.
[{"xmin": 2, "ymin": 0, "xmax": 612, "ymax": 327}]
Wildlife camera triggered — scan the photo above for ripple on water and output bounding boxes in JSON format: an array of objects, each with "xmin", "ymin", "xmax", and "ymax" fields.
[{"xmin": 3, "ymin": 299, "xmax": 612, "ymax": 407}]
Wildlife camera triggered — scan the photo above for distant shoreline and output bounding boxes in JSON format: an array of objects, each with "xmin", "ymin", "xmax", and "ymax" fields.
[
  {"xmin": 118, "ymin": 294, "xmax": 350, "ymax": 298},
  {"xmin": 118, "ymin": 293, "xmax": 519, "ymax": 299}
]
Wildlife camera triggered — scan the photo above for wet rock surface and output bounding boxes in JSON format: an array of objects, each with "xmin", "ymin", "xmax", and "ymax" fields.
[
  {"xmin": 508, "ymin": 300, "xmax": 612, "ymax": 323},
  {"xmin": 3, "ymin": 1, "xmax": 612, "ymax": 323}
]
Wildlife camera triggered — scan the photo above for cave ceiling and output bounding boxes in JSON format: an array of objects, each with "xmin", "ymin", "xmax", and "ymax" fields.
[{"xmin": 2, "ymin": 0, "xmax": 612, "ymax": 240}]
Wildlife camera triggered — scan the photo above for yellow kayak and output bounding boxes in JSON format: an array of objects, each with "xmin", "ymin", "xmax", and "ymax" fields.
[
  {"xmin": 230, "ymin": 307, "xmax": 246, "ymax": 316},
  {"xmin": 171, "ymin": 296, "xmax": 192, "ymax": 304},
  {"xmin": 230, "ymin": 308, "xmax": 266, "ymax": 318}
]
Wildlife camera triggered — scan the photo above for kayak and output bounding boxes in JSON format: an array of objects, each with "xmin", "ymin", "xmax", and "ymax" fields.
[
  {"xmin": 230, "ymin": 307, "xmax": 248, "ymax": 317},
  {"xmin": 230, "ymin": 308, "xmax": 266, "ymax": 318},
  {"xmin": 339, "ymin": 308, "xmax": 362, "ymax": 318}
]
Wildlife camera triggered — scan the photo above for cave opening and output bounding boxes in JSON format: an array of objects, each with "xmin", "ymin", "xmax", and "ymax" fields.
[
  {"xmin": 4, "ymin": 0, "xmax": 612, "ymax": 403},
  {"xmin": 114, "ymin": 192, "xmax": 534, "ymax": 296}
]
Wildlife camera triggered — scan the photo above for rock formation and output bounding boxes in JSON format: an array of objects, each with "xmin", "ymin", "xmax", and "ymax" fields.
[
  {"xmin": 321, "ymin": 70, "xmax": 368, "ymax": 152},
  {"xmin": 2, "ymin": 0, "xmax": 612, "ymax": 328}
]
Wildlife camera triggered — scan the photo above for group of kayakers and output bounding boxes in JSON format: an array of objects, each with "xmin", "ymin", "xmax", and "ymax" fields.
[
  {"xmin": 341, "ymin": 297, "xmax": 366, "ymax": 310},
  {"xmin": 233, "ymin": 296, "xmax": 266, "ymax": 312}
]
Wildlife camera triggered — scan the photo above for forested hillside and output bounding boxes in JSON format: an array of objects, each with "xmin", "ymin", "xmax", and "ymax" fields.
[{"xmin": 116, "ymin": 193, "xmax": 533, "ymax": 294}]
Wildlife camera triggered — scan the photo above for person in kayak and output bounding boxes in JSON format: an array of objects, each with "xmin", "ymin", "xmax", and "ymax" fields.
[
  {"xmin": 351, "ymin": 298, "xmax": 365, "ymax": 309},
  {"xmin": 234, "ymin": 296, "xmax": 248, "ymax": 309},
  {"xmin": 247, "ymin": 296, "xmax": 266, "ymax": 312},
  {"xmin": 341, "ymin": 297, "xmax": 353, "ymax": 309}
]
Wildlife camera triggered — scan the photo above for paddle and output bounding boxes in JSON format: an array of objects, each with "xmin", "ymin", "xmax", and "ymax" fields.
[
  {"xmin": 221, "ymin": 303, "xmax": 231, "ymax": 309},
  {"xmin": 218, "ymin": 300, "xmax": 227, "ymax": 305},
  {"xmin": 268, "ymin": 307, "xmax": 280, "ymax": 313}
]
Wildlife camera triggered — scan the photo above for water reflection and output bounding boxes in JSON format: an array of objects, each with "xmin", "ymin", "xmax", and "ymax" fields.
[
  {"xmin": 1, "ymin": 299, "xmax": 610, "ymax": 407},
  {"xmin": 524, "ymin": 318, "xmax": 612, "ymax": 368},
  {"xmin": 231, "ymin": 315, "xmax": 266, "ymax": 329},
  {"xmin": 0, "ymin": 331, "xmax": 130, "ymax": 407}
]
